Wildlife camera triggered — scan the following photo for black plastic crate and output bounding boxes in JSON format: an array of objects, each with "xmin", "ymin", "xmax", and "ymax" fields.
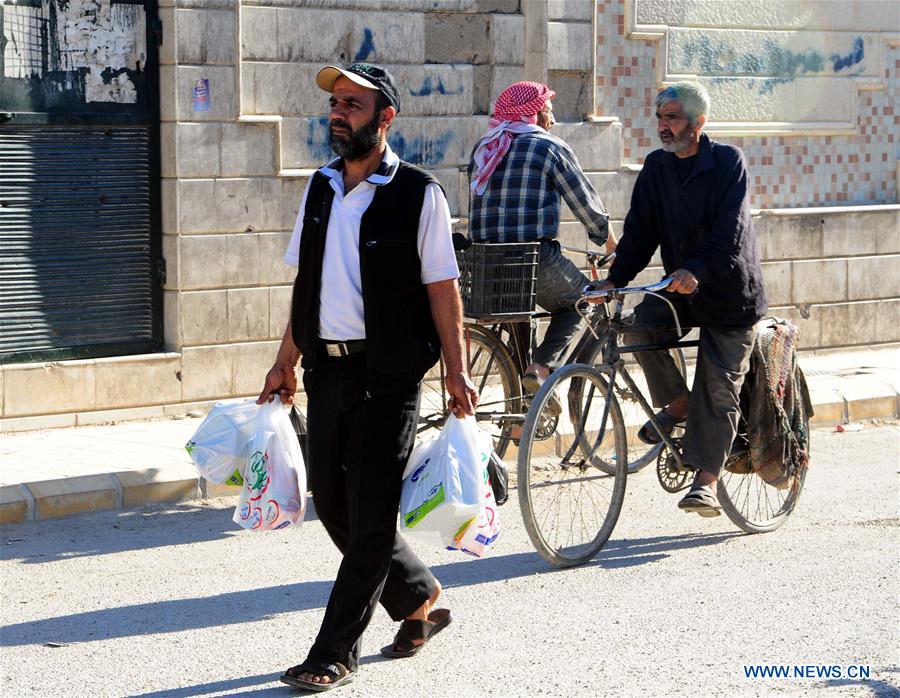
[{"xmin": 456, "ymin": 242, "xmax": 540, "ymax": 319}]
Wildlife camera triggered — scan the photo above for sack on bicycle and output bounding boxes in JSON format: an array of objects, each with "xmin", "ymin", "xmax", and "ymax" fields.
[
  {"xmin": 399, "ymin": 415, "xmax": 486, "ymax": 547},
  {"xmin": 725, "ymin": 319, "xmax": 813, "ymax": 489}
]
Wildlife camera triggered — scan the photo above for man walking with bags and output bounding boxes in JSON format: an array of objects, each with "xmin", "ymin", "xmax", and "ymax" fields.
[{"xmin": 258, "ymin": 62, "xmax": 478, "ymax": 691}]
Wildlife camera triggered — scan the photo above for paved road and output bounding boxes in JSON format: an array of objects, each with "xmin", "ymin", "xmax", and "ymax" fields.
[{"xmin": 1, "ymin": 426, "xmax": 898, "ymax": 697}]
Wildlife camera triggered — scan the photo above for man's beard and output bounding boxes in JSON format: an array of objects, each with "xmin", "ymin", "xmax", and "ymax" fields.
[
  {"xmin": 659, "ymin": 127, "xmax": 694, "ymax": 154},
  {"xmin": 329, "ymin": 111, "xmax": 381, "ymax": 161}
]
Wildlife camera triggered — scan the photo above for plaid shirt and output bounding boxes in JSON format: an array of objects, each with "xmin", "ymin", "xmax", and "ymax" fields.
[{"xmin": 467, "ymin": 132, "xmax": 609, "ymax": 244}]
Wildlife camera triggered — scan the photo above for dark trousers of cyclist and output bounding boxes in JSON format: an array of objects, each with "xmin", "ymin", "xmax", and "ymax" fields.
[
  {"xmin": 626, "ymin": 294, "xmax": 755, "ymax": 477},
  {"xmin": 302, "ymin": 352, "xmax": 438, "ymax": 672},
  {"xmin": 523, "ymin": 240, "xmax": 590, "ymax": 367}
]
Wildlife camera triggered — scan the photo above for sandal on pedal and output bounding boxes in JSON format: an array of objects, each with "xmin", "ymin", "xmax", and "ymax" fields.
[
  {"xmin": 522, "ymin": 373, "xmax": 561, "ymax": 417},
  {"xmin": 637, "ymin": 409, "xmax": 685, "ymax": 445},
  {"xmin": 380, "ymin": 609, "xmax": 451, "ymax": 658},
  {"xmin": 677, "ymin": 485, "xmax": 722, "ymax": 518},
  {"xmin": 280, "ymin": 660, "xmax": 355, "ymax": 692}
]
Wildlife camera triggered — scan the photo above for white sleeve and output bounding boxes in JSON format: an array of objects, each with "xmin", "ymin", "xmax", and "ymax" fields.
[
  {"xmin": 417, "ymin": 183, "xmax": 459, "ymax": 284},
  {"xmin": 284, "ymin": 179, "xmax": 313, "ymax": 267}
]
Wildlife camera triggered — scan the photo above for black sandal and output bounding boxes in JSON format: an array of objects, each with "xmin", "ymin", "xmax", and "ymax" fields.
[
  {"xmin": 280, "ymin": 660, "xmax": 355, "ymax": 692},
  {"xmin": 380, "ymin": 608, "xmax": 452, "ymax": 658},
  {"xmin": 637, "ymin": 409, "xmax": 686, "ymax": 444}
]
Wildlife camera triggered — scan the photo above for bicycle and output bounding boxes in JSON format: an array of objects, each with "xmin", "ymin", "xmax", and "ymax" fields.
[
  {"xmin": 418, "ymin": 245, "xmax": 687, "ymax": 474},
  {"xmin": 516, "ymin": 280, "xmax": 810, "ymax": 567}
]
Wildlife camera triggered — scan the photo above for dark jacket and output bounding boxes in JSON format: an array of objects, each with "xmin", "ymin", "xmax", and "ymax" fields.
[
  {"xmin": 291, "ymin": 162, "xmax": 442, "ymax": 393},
  {"xmin": 608, "ymin": 134, "xmax": 767, "ymax": 328}
]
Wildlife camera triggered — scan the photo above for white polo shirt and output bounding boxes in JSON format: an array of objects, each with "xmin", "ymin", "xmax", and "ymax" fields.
[{"xmin": 285, "ymin": 144, "xmax": 459, "ymax": 341}]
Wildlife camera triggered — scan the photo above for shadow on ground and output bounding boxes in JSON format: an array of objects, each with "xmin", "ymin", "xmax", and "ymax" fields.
[{"xmin": 0, "ymin": 530, "xmax": 736, "ymax": 648}]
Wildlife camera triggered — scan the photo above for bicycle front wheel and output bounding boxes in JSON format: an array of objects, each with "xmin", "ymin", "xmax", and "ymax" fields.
[{"xmin": 517, "ymin": 363, "xmax": 627, "ymax": 567}]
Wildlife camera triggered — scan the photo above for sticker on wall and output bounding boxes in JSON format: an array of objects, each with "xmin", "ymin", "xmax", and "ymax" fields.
[{"xmin": 192, "ymin": 78, "xmax": 211, "ymax": 112}]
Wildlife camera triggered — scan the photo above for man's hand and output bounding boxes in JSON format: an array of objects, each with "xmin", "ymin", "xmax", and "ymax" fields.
[
  {"xmin": 586, "ymin": 278, "xmax": 616, "ymax": 304},
  {"xmin": 256, "ymin": 362, "xmax": 298, "ymax": 405},
  {"xmin": 445, "ymin": 371, "xmax": 478, "ymax": 418},
  {"xmin": 666, "ymin": 268, "xmax": 699, "ymax": 295}
]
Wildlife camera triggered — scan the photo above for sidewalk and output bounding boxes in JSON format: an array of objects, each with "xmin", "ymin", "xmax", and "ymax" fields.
[{"xmin": 1, "ymin": 346, "xmax": 897, "ymax": 525}]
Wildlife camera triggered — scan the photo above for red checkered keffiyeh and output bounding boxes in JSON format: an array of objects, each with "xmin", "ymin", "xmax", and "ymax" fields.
[{"xmin": 471, "ymin": 82, "xmax": 556, "ymax": 195}]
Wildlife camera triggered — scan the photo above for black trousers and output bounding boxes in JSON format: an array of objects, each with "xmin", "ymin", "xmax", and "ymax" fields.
[
  {"xmin": 626, "ymin": 295, "xmax": 755, "ymax": 477},
  {"xmin": 302, "ymin": 352, "xmax": 437, "ymax": 671}
]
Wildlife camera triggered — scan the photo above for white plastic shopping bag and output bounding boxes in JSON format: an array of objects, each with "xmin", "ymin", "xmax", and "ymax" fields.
[
  {"xmin": 234, "ymin": 397, "xmax": 307, "ymax": 531},
  {"xmin": 450, "ymin": 428, "xmax": 501, "ymax": 557},
  {"xmin": 185, "ymin": 398, "xmax": 259, "ymax": 485},
  {"xmin": 399, "ymin": 415, "xmax": 485, "ymax": 547}
]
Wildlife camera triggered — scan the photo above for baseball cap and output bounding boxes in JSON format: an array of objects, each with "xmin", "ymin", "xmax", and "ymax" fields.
[{"xmin": 316, "ymin": 63, "xmax": 401, "ymax": 112}]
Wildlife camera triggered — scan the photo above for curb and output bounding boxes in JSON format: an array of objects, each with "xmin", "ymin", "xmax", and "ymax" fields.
[{"xmin": 1, "ymin": 391, "xmax": 897, "ymax": 526}]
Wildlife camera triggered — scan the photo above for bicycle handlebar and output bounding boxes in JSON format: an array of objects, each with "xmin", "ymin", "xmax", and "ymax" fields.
[
  {"xmin": 581, "ymin": 278, "xmax": 671, "ymax": 300},
  {"xmin": 559, "ymin": 244, "xmax": 616, "ymax": 270}
]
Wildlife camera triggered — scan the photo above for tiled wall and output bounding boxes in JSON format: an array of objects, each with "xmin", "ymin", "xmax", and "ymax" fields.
[{"xmin": 595, "ymin": 0, "xmax": 899, "ymax": 208}]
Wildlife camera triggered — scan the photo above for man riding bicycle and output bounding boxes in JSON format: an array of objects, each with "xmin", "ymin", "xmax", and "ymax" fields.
[
  {"xmin": 468, "ymin": 81, "xmax": 616, "ymax": 406},
  {"xmin": 593, "ymin": 81, "xmax": 768, "ymax": 517}
]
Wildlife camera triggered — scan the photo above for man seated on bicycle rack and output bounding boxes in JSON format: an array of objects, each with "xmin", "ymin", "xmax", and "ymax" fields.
[
  {"xmin": 591, "ymin": 81, "xmax": 768, "ymax": 517},
  {"xmin": 467, "ymin": 82, "xmax": 617, "ymax": 407}
]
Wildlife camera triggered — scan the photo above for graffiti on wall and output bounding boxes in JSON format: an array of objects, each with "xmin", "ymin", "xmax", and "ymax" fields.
[{"xmin": 0, "ymin": 0, "xmax": 147, "ymax": 110}]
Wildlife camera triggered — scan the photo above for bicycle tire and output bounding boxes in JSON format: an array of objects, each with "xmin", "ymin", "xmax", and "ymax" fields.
[
  {"xmin": 517, "ymin": 363, "xmax": 627, "ymax": 567},
  {"xmin": 418, "ymin": 325, "xmax": 520, "ymax": 459},
  {"xmin": 577, "ymin": 340, "xmax": 687, "ymax": 474},
  {"xmin": 718, "ymin": 380, "xmax": 810, "ymax": 533}
]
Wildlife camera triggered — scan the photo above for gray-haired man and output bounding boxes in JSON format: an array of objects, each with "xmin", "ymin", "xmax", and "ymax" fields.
[{"xmin": 594, "ymin": 81, "xmax": 768, "ymax": 516}]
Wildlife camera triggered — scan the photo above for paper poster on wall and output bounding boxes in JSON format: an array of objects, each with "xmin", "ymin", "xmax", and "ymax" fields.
[{"xmin": 192, "ymin": 79, "xmax": 211, "ymax": 112}]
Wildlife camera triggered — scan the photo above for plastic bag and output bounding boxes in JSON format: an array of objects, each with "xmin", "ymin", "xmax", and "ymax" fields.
[
  {"xmin": 451, "ymin": 463, "xmax": 501, "ymax": 557},
  {"xmin": 185, "ymin": 398, "xmax": 259, "ymax": 485},
  {"xmin": 234, "ymin": 397, "xmax": 307, "ymax": 531},
  {"xmin": 399, "ymin": 415, "xmax": 485, "ymax": 547}
]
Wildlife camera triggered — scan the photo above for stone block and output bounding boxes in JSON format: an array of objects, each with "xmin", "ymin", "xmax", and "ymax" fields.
[
  {"xmin": 431, "ymin": 168, "xmax": 461, "ymax": 217},
  {"xmin": 548, "ymin": 21, "xmax": 592, "ymax": 71},
  {"xmin": 178, "ymin": 179, "xmax": 216, "ymax": 234},
  {"xmin": 874, "ymin": 211, "xmax": 900, "ymax": 253},
  {"xmin": 181, "ymin": 290, "xmax": 229, "ymax": 345},
  {"xmin": 161, "ymin": 233, "xmax": 179, "ymax": 291},
  {"xmin": 3, "ymin": 360, "xmax": 96, "ymax": 418},
  {"xmin": 875, "ymin": 298, "xmax": 900, "ymax": 345},
  {"xmin": 176, "ymin": 122, "xmax": 223, "ymax": 178},
  {"xmin": 474, "ymin": 0, "xmax": 520, "ymax": 12},
  {"xmin": 548, "ymin": 70, "xmax": 592, "ymax": 121},
  {"xmin": 458, "ymin": 169, "xmax": 471, "ymax": 218},
  {"xmin": 822, "ymin": 212, "xmax": 881, "ymax": 256},
  {"xmin": 175, "ymin": 65, "xmax": 237, "ymax": 122},
  {"xmin": 160, "ymin": 122, "xmax": 176, "ymax": 178},
  {"xmin": 553, "ymin": 120, "xmax": 623, "ymax": 171},
  {"xmin": 215, "ymin": 179, "xmax": 265, "ymax": 233},
  {"xmin": 472, "ymin": 64, "xmax": 492, "ymax": 114},
  {"xmin": 572, "ymin": 170, "xmax": 638, "ymax": 220},
  {"xmin": 557, "ymin": 222, "xmax": 589, "ymax": 249},
  {"xmin": 161, "ymin": 178, "xmax": 178, "ymax": 235},
  {"xmin": 259, "ymin": 233, "xmax": 295, "ymax": 285},
  {"xmin": 281, "ymin": 177, "xmax": 309, "ymax": 231},
  {"xmin": 0, "ymin": 413, "xmax": 77, "ymax": 433},
  {"xmin": 848, "ymin": 255, "xmax": 900, "ymax": 301},
  {"xmin": 667, "ymin": 28, "xmax": 882, "ymax": 78},
  {"xmin": 76, "ymin": 404, "xmax": 167, "ymax": 427},
  {"xmin": 425, "ymin": 12, "xmax": 491, "ymax": 64},
  {"xmin": 549, "ymin": 0, "xmax": 592, "ymax": 20},
  {"xmin": 243, "ymin": 62, "xmax": 322, "ymax": 116},
  {"xmin": 159, "ymin": 65, "xmax": 177, "ymax": 122},
  {"xmin": 226, "ymin": 233, "xmax": 262, "ymax": 286},
  {"xmin": 28, "ymin": 476, "xmax": 119, "ymax": 521},
  {"xmin": 352, "ymin": 12, "xmax": 425, "ymax": 64},
  {"xmin": 94, "ymin": 354, "xmax": 183, "ymax": 410},
  {"xmin": 163, "ymin": 290, "xmax": 182, "ymax": 350},
  {"xmin": 220, "ymin": 122, "xmax": 276, "ymax": 177},
  {"xmin": 117, "ymin": 467, "xmax": 200, "ymax": 508},
  {"xmin": 761, "ymin": 261, "xmax": 792, "ymax": 306},
  {"xmin": 843, "ymin": 299, "xmax": 882, "ymax": 347},
  {"xmin": 491, "ymin": 14, "xmax": 524, "ymax": 64},
  {"xmin": 754, "ymin": 214, "xmax": 823, "ymax": 261},
  {"xmin": 241, "ymin": 7, "xmax": 280, "ymax": 61},
  {"xmin": 180, "ymin": 234, "xmax": 228, "ymax": 289},
  {"xmin": 816, "ymin": 302, "xmax": 852, "ymax": 347},
  {"xmin": 227, "ymin": 288, "xmax": 271, "ymax": 342},
  {"xmin": 181, "ymin": 345, "xmax": 234, "ymax": 401},
  {"xmin": 807, "ymin": 386, "xmax": 845, "ymax": 426},
  {"xmin": 388, "ymin": 65, "xmax": 474, "ymax": 116},
  {"xmin": 0, "ymin": 485, "xmax": 30, "ymax": 524},
  {"xmin": 791, "ymin": 258, "xmax": 847, "ymax": 305},
  {"xmin": 176, "ymin": 8, "xmax": 236, "ymax": 65},
  {"xmin": 233, "ymin": 341, "xmax": 281, "ymax": 395},
  {"xmin": 158, "ymin": 7, "xmax": 176, "ymax": 65},
  {"xmin": 269, "ymin": 286, "xmax": 294, "ymax": 339}
]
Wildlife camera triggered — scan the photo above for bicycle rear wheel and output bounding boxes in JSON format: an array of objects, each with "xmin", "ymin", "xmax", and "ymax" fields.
[
  {"xmin": 578, "ymin": 341, "xmax": 687, "ymax": 474},
  {"xmin": 517, "ymin": 363, "xmax": 627, "ymax": 567},
  {"xmin": 718, "ymin": 411, "xmax": 809, "ymax": 533},
  {"xmin": 418, "ymin": 325, "xmax": 520, "ymax": 459}
]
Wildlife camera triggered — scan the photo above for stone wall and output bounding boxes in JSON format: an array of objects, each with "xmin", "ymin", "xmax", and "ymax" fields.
[{"xmin": 595, "ymin": 0, "xmax": 900, "ymax": 208}]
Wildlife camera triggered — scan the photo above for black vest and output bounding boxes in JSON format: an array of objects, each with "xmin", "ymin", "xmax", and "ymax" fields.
[{"xmin": 291, "ymin": 161, "xmax": 443, "ymax": 393}]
